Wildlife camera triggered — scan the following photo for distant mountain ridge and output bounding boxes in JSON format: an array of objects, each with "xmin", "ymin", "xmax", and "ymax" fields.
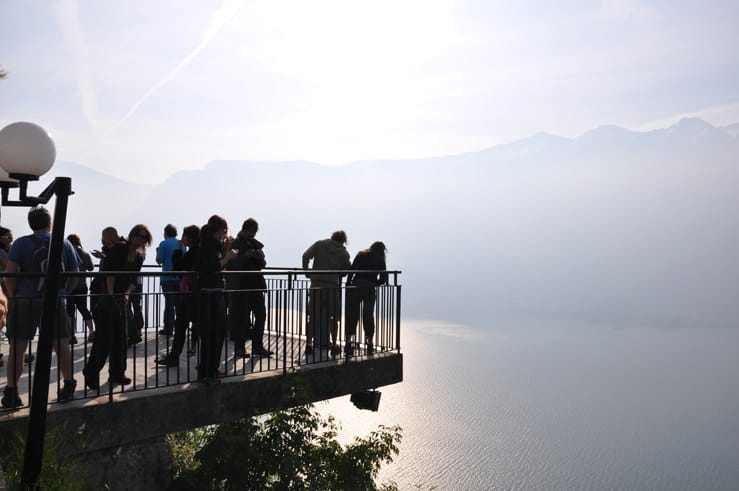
[{"xmin": 47, "ymin": 118, "xmax": 739, "ymax": 185}]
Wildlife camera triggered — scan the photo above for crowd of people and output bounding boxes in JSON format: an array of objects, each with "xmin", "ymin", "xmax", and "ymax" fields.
[{"xmin": 0, "ymin": 207, "xmax": 389, "ymax": 409}]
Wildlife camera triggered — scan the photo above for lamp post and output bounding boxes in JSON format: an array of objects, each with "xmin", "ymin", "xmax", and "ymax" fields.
[{"xmin": 0, "ymin": 121, "xmax": 74, "ymax": 487}]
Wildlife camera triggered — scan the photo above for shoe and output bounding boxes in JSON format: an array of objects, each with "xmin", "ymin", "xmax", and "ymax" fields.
[
  {"xmin": 83, "ymin": 369, "xmax": 100, "ymax": 390},
  {"xmin": 69, "ymin": 335, "xmax": 78, "ymax": 345},
  {"xmin": 58, "ymin": 379, "xmax": 77, "ymax": 402},
  {"xmin": 156, "ymin": 356, "xmax": 178, "ymax": 367},
  {"xmin": 24, "ymin": 353, "xmax": 35, "ymax": 364},
  {"xmin": 109, "ymin": 376, "xmax": 132, "ymax": 386},
  {"xmin": 305, "ymin": 345, "xmax": 314, "ymax": 355},
  {"xmin": 330, "ymin": 344, "xmax": 341, "ymax": 356},
  {"xmin": 366, "ymin": 342, "xmax": 375, "ymax": 355},
  {"xmin": 234, "ymin": 346, "xmax": 251, "ymax": 358},
  {"xmin": 1, "ymin": 386, "xmax": 23, "ymax": 409},
  {"xmin": 344, "ymin": 343, "xmax": 353, "ymax": 358},
  {"xmin": 187, "ymin": 349, "xmax": 197, "ymax": 357},
  {"xmin": 158, "ymin": 329, "xmax": 172, "ymax": 336},
  {"xmin": 88, "ymin": 332, "xmax": 96, "ymax": 342},
  {"xmin": 127, "ymin": 337, "xmax": 142, "ymax": 347},
  {"xmin": 252, "ymin": 346, "xmax": 273, "ymax": 357}
]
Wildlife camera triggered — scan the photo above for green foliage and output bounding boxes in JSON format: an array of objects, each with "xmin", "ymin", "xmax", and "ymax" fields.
[
  {"xmin": 0, "ymin": 429, "xmax": 84, "ymax": 490},
  {"xmin": 166, "ymin": 425, "xmax": 217, "ymax": 479},
  {"xmin": 168, "ymin": 404, "xmax": 402, "ymax": 490}
]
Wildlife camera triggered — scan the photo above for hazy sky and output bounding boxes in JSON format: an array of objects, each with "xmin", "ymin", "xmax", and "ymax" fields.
[{"xmin": 2, "ymin": 0, "xmax": 738, "ymax": 183}]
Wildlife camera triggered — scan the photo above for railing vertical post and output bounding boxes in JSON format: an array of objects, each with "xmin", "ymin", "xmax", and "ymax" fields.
[
  {"xmin": 282, "ymin": 279, "xmax": 288, "ymax": 375},
  {"xmin": 285, "ymin": 272, "xmax": 293, "ymax": 373},
  {"xmin": 109, "ymin": 295, "xmax": 116, "ymax": 402},
  {"xmin": 395, "ymin": 284, "xmax": 401, "ymax": 352}
]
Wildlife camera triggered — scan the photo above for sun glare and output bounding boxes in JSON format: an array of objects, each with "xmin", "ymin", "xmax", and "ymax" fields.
[{"xmin": 231, "ymin": 0, "xmax": 459, "ymax": 163}]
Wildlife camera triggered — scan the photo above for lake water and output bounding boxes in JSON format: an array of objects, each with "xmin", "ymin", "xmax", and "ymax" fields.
[{"xmin": 321, "ymin": 317, "xmax": 739, "ymax": 490}]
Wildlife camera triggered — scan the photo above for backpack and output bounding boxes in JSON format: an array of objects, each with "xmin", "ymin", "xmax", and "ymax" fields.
[{"xmin": 29, "ymin": 235, "xmax": 65, "ymax": 293}]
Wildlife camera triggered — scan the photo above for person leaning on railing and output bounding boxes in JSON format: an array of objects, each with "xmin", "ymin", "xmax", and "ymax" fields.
[
  {"xmin": 302, "ymin": 230, "xmax": 351, "ymax": 356},
  {"xmin": 344, "ymin": 241, "xmax": 388, "ymax": 357}
]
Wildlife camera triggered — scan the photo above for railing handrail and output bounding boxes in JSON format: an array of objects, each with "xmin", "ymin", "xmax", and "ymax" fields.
[{"xmin": 0, "ymin": 268, "xmax": 403, "ymax": 277}]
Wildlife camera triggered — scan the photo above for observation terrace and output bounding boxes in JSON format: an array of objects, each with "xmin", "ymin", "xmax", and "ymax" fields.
[{"xmin": 0, "ymin": 268, "xmax": 403, "ymax": 489}]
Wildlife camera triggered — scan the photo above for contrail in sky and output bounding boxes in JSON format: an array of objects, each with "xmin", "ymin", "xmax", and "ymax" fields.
[
  {"xmin": 57, "ymin": 0, "xmax": 116, "ymax": 173},
  {"xmin": 111, "ymin": 0, "xmax": 247, "ymax": 132},
  {"xmin": 59, "ymin": 0, "xmax": 98, "ymax": 133}
]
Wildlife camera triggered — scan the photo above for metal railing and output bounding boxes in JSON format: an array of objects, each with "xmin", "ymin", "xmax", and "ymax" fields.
[{"xmin": 0, "ymin": 268, "xmax": 401, "ymax": 408}]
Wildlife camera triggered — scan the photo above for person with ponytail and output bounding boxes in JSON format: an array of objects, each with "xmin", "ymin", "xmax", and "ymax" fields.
[
  {"xmin": 344, "ymin": 241, "xmax": 388, "ymax": 357},
  {"xmin": 156, "ymin": 225, "xmax": 200, "ymax": 366}
]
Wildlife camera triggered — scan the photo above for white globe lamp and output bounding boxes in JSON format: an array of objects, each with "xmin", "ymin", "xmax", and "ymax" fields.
[{"xmin": 0, "ymin": 121, "xmax": 56, "ymax": 180}]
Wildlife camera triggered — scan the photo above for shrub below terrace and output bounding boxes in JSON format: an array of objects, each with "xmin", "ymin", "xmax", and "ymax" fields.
[
  {"xmin": 166, "ymin": 403, "xmax": 402, "ymax": 490},
  {"xmin": 0, "ymin": 429, "xmax": 84, "ymax": 491}
]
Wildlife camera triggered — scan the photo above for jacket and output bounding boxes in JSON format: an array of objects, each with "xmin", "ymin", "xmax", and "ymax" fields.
[
  {"xmin": 347, "ymin": 250, "xmax": 387, "ymax": 287},
  {"xmin": 302, "ymin": 238, "xmax": 351, "ymax": 287},
  {"xmin": 226, "ymin": 235, "xmax": 266, "ymax": 289}
]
